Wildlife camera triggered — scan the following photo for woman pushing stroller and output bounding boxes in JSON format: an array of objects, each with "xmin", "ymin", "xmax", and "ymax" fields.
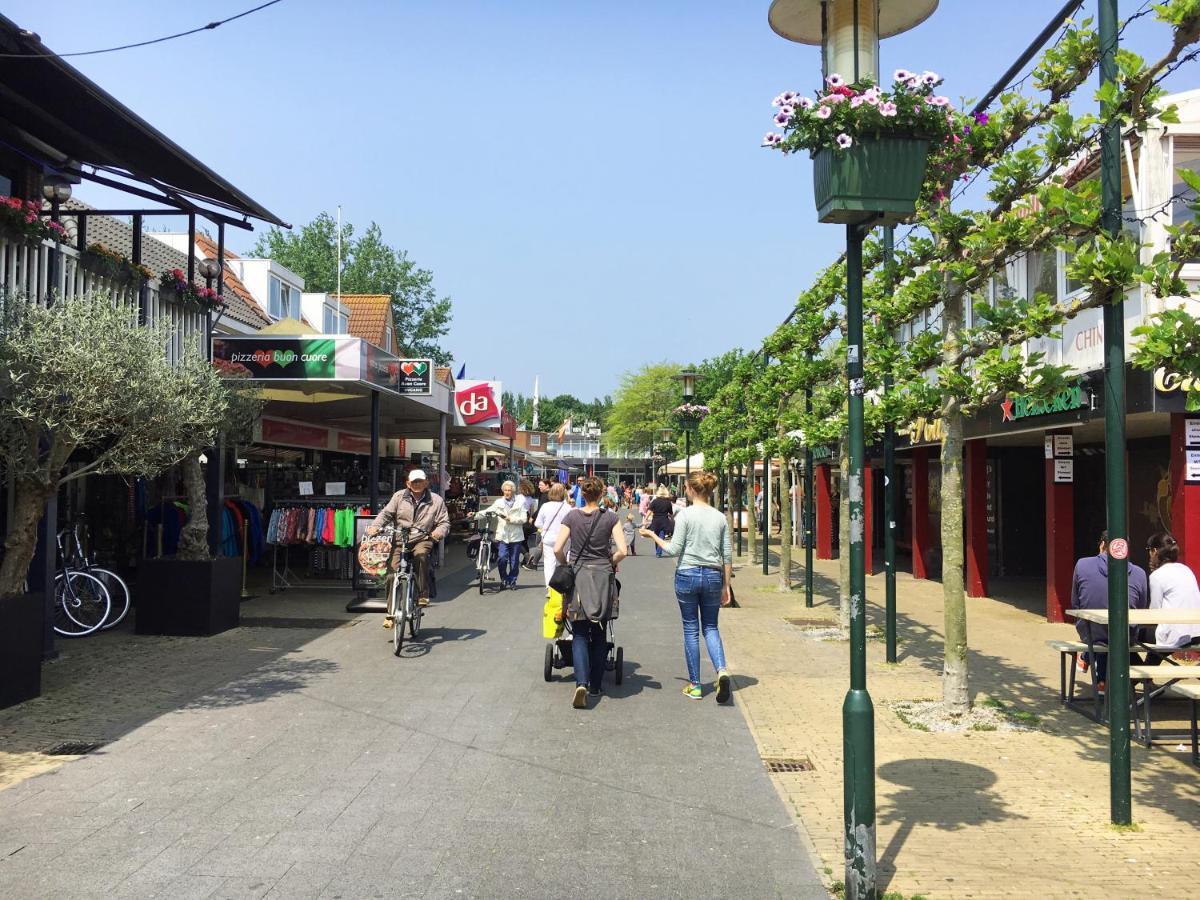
[{"xmin": 553, "ymin": 475, "xmax": 627, "ymax": 709}]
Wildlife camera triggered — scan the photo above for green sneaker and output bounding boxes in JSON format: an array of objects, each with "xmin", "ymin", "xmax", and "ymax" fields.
[
  {"xmin": 682, "ymin": 683, "xmax": 703, "ymax": 700},
  {"xmin": 715, "ymin": 671, "xmax": 732, "ymax": 704}
]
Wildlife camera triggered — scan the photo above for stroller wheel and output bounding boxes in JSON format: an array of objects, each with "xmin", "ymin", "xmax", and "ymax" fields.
[
  {"xmin": 543, "ymin": 643, "xmax": 554, "ymax": 682},
  {"xmin": 614, "ymin": 646, "xmax": 624, "ymax": 685}
]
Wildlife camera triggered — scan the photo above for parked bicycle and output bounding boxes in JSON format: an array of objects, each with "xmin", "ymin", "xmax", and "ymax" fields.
[
  {"xmin": 387, "ymin": 525, "xmax": 429, "ymax": 655},
  {"xmin": 53, "ymin": 528, "xmax": 110, "ymax": 638},
  {"xmin": 60, "ymin": 522, "xmax": 131, "ymax": 630}
]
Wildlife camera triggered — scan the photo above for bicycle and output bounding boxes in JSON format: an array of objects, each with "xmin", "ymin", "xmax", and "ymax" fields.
[
  {"xmin": 53, "ymin": 529, "xmax": 111, "ymax": 638},
  {"xmin": 59, "ymin": 522, "xmax": 131, "ymax": 630},
  {"xmin": 473, "ymin": 512, "xmax": 498, "ymax": 595},
  {"xmin": 386, "ymin": 526, "xmax": 428, "ymax": 656}
]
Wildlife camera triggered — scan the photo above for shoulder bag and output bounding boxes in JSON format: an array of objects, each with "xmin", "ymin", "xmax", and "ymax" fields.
[{"xmin": 548, "ymin": 509, "xmax": 605, "ymax": 595}]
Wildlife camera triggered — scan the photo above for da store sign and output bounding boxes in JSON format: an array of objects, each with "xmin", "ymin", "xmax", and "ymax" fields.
[
  {"xmin": 455, "ymin": 380, "xmax": 503, "ymax": 427},
  {"xmin": 213, "ymin": 337, "xmax": 358, "ymax": 380}
]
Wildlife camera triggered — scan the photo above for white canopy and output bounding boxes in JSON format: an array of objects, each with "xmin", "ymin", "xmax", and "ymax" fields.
[{"xmin": 661, "ymin": 452, "xmax": 705, "ymax": 475}]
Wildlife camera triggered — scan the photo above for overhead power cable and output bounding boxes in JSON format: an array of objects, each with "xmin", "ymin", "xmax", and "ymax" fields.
[{"xmin": 0, "ymin": 0, "xmax": 284, "ymax": 59}]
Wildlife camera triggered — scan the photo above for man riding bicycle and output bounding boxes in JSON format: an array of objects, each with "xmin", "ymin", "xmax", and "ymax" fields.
[{"xmin": 366, "ymin": 469, "xmax": 450, "ymax": 627}]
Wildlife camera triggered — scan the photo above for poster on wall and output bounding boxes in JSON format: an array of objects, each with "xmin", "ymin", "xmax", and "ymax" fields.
[
  {"xmin": 1187, "ymin": 450, "xmax": 1200, "ymax": 483},
  {"xmin": 396, "ymin": 359, "xmax": 434, "ymax": 395},
  {"xmin": 1053, "ymin": 434, "xmax": 1073, "ymax": 457},
  {"xmin": 453, "ymin": 380, "xmax": 503, "ymax": 427},
  {"xmin": 1186, "ymin": 418, "xmax": 1200, "ymax": 448},
  {"xmin": 1054, "ymin": 459, "xmax": 1074, "ymax": 483}
]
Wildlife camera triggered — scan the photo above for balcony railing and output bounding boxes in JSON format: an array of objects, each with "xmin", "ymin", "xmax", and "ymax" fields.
[{"xmin": 0, "ymin": 234, "xmax": 207, "ymax": 364}]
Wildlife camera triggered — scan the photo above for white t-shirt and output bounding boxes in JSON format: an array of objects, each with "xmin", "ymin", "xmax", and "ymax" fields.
[
  {"xmin": 1149, "ymin": 561, "xmax": 1200, "ymax": 648},
  {"xmin": 534, "ymin": 500, "xmax": 571, "ymax": 549}
]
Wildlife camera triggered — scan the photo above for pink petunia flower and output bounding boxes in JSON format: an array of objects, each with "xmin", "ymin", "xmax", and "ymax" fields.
[
  {"xmin": 815, "ymin": 105, "xmax": 833, "ymax": 120},
  {"xmin": 826, "ymin": 73, "xmax": 845, "ymax": 88},
  {"xmin": 850, "ymin": 96, "xmax": 864, "ymax": 108},
  {"xmin": 926, "ymin": 96, "xmax": 950, "ymax": 107},
  {"xmin": 922, "ymin": 71, "xmax": 940, "ymax": 85},
  {"xmin": 836, "ymin": 134, "xmax": 853, "ymax": 149},
  {"xmin": 893, "ymin": 69, "xmax": 911, "ymax": 83},
  {"xmin": 821, "ymin": 93, "xmax": 845, "ymax": 105},
  {"xmin": 774, "ymin": 111, "xmax": 791, "ymax": 126},
  {"xmin": 762, "ymin": 132, "xmax": 782, "ymax": 146},
  {"xmin": 879, "ymin": 102, "xmax": 898, "ymax": 117},
  {"xmin": 796, "ymin": 96, "xmax": 814, "ymax": 110}
]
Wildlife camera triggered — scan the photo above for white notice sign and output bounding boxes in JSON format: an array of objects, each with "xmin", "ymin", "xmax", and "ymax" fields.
[
  {"xmin": 1053, "ymin": 434, "xmax": 1073, "ymax": 457},
  {"xmin": 1187, "ymin": 419, "xmax": 1200, "ymax": 448},
  {"xmin": 326, "ymin": 481, "xmax": 346, "ymax": 496},
  {"xmin": 1187, "ymin": 450, "xmax": 1200, "ymax": 483},
  {"xmin": 1054, "ymin": 459, "xmax": 1074, "ymax": 484},
  {"xmin": 298, "ymin": 481, "xmax": 314, "ymax": 496},
  {"xmin": 1044, "ymin": 437, "xmax": 1053, "ymax": 459}
]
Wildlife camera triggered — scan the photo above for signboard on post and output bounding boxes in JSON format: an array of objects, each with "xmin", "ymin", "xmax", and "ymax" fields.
[
  {"xmin": 1187, "ymin": 450, "xmax": 1200, "ymax": 483},
  {"xmin": 397, "ymin": 359, "xmax": 434, "ymax": 395},
  {"xmin": 1053, "ymin": 434, "xmax": 1074, "ymax": 457},
  {"xmin": 1054, "ymin": 459, "xmax": 1074, "ymax": 483},
  {"xmin": 454, "ymin": 380, "xmax": 503, "ymax": 427},
  {"xmin": 1186, "ymin": 418, "xmax": 1200, "ymax": 448},
  {"xmin": 212, "ymin": 337, "xmax": 360, "ymax": 380}
]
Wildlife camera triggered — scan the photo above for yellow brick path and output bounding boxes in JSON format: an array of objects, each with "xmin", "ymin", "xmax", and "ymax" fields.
[{"xmin": 723, "ymin": 547, "xmax": 1200, "ymax": 899}]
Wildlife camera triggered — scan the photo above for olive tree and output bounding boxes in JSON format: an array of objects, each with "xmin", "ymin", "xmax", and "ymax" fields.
[{"xmin": 0, "ymin": 293, "xmax": 228, "ymax": 597}]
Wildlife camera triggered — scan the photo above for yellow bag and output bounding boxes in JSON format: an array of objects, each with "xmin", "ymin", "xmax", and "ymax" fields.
[{"xmin": 542, "ymin": 590, "xmax": 565, "ymax": 639}]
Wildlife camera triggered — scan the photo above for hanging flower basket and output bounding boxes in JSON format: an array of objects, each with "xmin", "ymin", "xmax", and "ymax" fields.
[
  {"xmin": 763, "ymin": 69, "xmax": 969, "ymax": 226},
  {"xmin": 0, "ymin": 195, "xmax": 70, "ymax": 246},
  {"xmin": 158, "ymin": 268, "xmax": 223, "ymax": 311},
  {"xmin": 80, "ymin": 244, "xmax": 153, "ymax": 286},
  {"xmin": 674, "ymin": 403, "xmax": 710, "ymax": 432},
  {"xmin": 812, "ymin": 136, "xmax": 931, "ymax": 225}
]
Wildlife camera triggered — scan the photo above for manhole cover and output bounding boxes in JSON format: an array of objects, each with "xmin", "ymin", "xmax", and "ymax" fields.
[
  {"xmin": 44, "ymin": 741, "xmax": 105, "ymax": 756},
  {"xmin": 240, "ymin": 617, "xmax": 356, "ymax": 629},
  {"xmin": 764, "ymin": 757, "xmax": 814, "ymax": 773}
]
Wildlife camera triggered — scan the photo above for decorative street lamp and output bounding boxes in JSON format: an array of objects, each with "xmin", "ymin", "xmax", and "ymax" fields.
[
  {"xmin": 197, "ymin": 257, "xmax": 222, "ymax": 362},
  {"xmin": 42, "ymin": 176, "xmax": 72, "ymax": 300},
  {"xmin": 676, "ymin": 369, "xmax": 701, "ymax": 501},
  {"xmin": 769, "ymin": 3, "xmax": 939, "ymax": 898}
]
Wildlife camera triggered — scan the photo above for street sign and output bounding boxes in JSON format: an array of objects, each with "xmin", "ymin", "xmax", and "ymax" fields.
[{"xmin": 1110, "ymin": 538, "xmax": 1128, "ymax": 560}]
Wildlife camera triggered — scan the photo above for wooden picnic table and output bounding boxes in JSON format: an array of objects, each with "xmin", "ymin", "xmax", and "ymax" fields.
[{"xmin": 1066, "ymin": 608, "xmax": 1200, "ymax": 625}]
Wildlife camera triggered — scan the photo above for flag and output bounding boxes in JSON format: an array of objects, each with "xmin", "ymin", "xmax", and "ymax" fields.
[{"xmin": 455, "ymin": 363, "xmax": 466, "ymax": 379}]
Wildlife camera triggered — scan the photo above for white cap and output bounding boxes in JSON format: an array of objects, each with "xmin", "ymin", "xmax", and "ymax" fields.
[{"xmin": 407, "ymin": 469, "xmax": 428, "ymax": 483}]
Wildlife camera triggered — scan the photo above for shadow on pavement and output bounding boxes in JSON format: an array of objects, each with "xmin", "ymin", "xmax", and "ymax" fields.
[
  {"xmin": 393, "ymin": 626, "xmax": 488, "ymax": 658},
  {"xmin": 604, "ymin": 660, "xmax": 662, "ymax": 698}
]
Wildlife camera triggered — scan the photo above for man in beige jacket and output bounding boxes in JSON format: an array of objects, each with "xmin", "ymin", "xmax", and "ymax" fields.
[{"xmin": 367, "ymin": 470, "xmax": 450, "ymax": 622}]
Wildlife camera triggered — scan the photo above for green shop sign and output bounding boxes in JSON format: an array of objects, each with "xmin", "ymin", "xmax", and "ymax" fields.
[
  {"xmin": 212, "ymin": 337, "xmax": 360, "ymax": 381},
  {"xmin": 1000, "ymin": 383, "xmax": 1089, "ymax": 423}
]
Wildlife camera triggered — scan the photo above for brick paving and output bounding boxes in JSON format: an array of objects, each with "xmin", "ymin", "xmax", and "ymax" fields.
[
  {"xmin": 0, "ymin": 548, "xmax": 823, "ymax": 899},
  {"xmin": 723, "ymin": 543, "xmax": 1200, "ymax": 899}
]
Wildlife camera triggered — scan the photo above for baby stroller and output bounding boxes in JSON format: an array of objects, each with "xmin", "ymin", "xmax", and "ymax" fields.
[{"xmin": 543, "ymin": 596, "xmax": 623, "ymax": 685}]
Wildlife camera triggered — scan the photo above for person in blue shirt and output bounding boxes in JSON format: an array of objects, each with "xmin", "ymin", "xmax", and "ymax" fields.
[
  {"xmin": 571, "ymin": 475, "xmax": 586, "ymax": 508},
  {"xmin": 1071, "ymin": 529, "xmax": 1149, "ymax": 688}
]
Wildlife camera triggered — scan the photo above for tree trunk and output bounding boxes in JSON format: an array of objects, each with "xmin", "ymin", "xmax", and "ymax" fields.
[
  {"xmin": 0, "ymin": 480, "xmax": 53, "ymax": 598},
  {"xmin": 941, "ymin": 282, "xmax": 970, "ymax": 715},
  {"xmin": 726, "ymin": 466, "xmax": 736, "ymax": 535},
  {"xmin": 176, "ymin": 451, "xmax": 211, "ymax": 561},
  {"xmin": 839, "ymin": 440, "xmax": 851, "ymax": 636}
]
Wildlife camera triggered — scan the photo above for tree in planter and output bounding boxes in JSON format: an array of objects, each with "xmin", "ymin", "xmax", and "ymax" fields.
[
  {"xmin": 174, "ymin": 367, "xmax": 263, "ymax": 561},
  {"xmin": 0, "ymin": 293, "xmax": 228, "ymax": 597}
]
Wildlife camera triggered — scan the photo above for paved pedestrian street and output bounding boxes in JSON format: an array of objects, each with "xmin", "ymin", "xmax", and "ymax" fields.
[{"xmin": 0, "ymin": 550, "xmax": 825, "ymax": 899}]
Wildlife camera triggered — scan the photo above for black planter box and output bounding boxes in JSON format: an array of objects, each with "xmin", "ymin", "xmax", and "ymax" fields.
[
  {"xmin": 136, "ymin": 557, "xmax": 241, "ymax": 636},
  {"xmin": 0, "ymin": 593, "xmax": 43, "ymax": 709}
]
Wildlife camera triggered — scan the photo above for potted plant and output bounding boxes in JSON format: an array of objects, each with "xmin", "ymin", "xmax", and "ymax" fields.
[
  {"xmin": 0, "ymin": 293, "xmax": 229, "ymax": 698},
  {"xmin": 674, "ymin": 402, "xmax": 711, "ymax": 432},
  {"xmin": 763, "ymin": 69, "xmax": 965, "ymax": 225},
  {"xmin": 79, "ymin": 243, "xmax": 153, "ymax": 286},
  {"xmin": 0, "ymin": 196, "xmax": 69, "ymax": 247},
  {"xmin": 158, "ymin": 268, "xmax": 223, "ymax": 311},
  {"xmin": 138, "ymin": 368, "xmax": 260, "ymax": 637}
]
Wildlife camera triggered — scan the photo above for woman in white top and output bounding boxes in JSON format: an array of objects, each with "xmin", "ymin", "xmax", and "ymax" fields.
[
  {"xmin": 534, "ymin": 482, "xmax": 572, "ymax": 593},
  {"xmin": 476, "ymin": 480, "xmax": 527, "ymax": 589},
  {"xmin": 1146, "ymin": 531, "xmax": 1200, "ymax": 654}
]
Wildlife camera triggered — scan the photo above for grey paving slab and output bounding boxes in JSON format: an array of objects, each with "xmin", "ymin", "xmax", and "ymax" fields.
[{"xmin": 0, "ymin": 548, "xmax": 824, "ymax": 898}]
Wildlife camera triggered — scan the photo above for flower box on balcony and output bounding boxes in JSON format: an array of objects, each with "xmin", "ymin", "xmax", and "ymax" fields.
[{"xmin": 812, "ymin": 136, "xmax": 931, "ymax": 226}]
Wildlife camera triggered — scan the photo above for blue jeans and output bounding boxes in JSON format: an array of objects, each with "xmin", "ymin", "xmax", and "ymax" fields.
[
  {"xmin": 497, "ymin": 541, "xmax": 522, "ymax": 584},
  {"xmin": 572, "ymin": 620, "xmax": 608, "ymax": 689},
  {"xmin": 655, "ymin": 526, "xmax": 671, "ymax": 557},
  {"xmin": 674, "ymin": 567, "xmax": 727, "ymax": 685}
]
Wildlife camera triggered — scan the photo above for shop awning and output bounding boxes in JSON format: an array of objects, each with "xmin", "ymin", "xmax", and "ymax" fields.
[
  {"xmin": 662, "ymin": 452, "xmax": 705, "ymax": 475},
  {"xmin": 0, "ymin": 14, "xmax": 286, "ymax": 226}
]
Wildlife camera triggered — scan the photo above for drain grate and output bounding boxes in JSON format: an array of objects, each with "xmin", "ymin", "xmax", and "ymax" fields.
[
  {"xmin": 44, "ymin": 741, "xmax": 105, "ymax": 756},
  {"xmin": 240, "ymin": 617, "xmax": 356, "ymax": 629},
  {"xmin": 764, "ymin": 756, "xmax": 815, "ymax": 773}
]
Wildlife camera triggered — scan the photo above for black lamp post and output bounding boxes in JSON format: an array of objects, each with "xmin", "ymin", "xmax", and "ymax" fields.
[
  {"xmin": 768, "ymin": 2, "xmax": 939, "ymax": 897},
  {"xmin": 197, "ymin": 257, "xmax": 221, "ymax": 362},
  {"xmin": 42, "ymin": 177, "xmax": 72, "ymax": 301},
  {"xmin": 677, "ymin": 369, "xmax": 698, "ymax": 497}
]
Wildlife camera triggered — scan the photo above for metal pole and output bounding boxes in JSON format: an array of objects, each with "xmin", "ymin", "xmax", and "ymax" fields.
[
  {"xmin": 763, "ymin": 353, "xmax": 771, "ymax": 576},
  {"xmin": 132, "ymin": 214, "xmax": 145, "ymax": 325},
  {"xmin": 883, "ymin": 225, "xmax": 898, "ymax": 663},
  {"xmin": 685, "ymin": 430, "xmax": 691, "ymax": 497},
  {"xmin": 1099, "ymin": 0, "xmax": 1131, "ymax": 827},
  {"xmin": 805, "ymin": 388, "xmax": 815, "ymax": 609},
  {"xmin": 737, "ymin": 465, "xmax": 744, "ymax": 557},
  {"xmin": 843, "ymin": 222, "xmax": 875, "ymax": 897},
  {"xmin": 369, "ymin": 391, "xmax": 381, "ymax": 514}
]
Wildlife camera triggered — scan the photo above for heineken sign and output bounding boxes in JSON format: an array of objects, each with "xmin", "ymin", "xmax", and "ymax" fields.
[{"xmin": 1000, "ymin": 383, "xmax": 1088, "ymax": 423}]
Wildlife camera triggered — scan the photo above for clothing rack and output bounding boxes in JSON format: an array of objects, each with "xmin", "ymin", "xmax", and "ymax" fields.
[{"xmin": 267, "ymin": 498, "xmax": 371, "ymax": 594}]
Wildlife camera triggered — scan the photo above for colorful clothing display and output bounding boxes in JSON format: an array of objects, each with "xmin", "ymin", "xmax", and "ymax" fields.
[{"xmin": 265, "ymin": 505, "xmax": 369, "ymax": 548}]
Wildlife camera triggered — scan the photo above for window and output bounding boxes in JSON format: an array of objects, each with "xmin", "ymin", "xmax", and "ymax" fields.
[
  {"xmin": 269, "ymin": 276, "xmax": 296, "ymax": 319},
  {"xmin": 323, "ymin": 305, "xmax": 347, "ymax": 334},
  {"xmin": 384, "ymin": 321, "xmax": 394, "ymax": 350},
  {"xmin": 1025, "ymin": 251, "xmax": 1057, "ymax": 301},
  {"xmin": 530, "ymin": 435, "xmax": 542, "ymax": 447},
  {"xmin": 1061, "ymin": 241, "xmax": 1086, "ymax": 298}
]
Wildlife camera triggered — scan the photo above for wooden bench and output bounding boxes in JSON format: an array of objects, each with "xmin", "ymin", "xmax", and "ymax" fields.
[
  {"xmin": 1128, "ymin": 666, "xmax": 1200, "ymax": 755},
  {"xmin": 1046, "ymin": 639, "xmax": 1101, "ymax": 706},
  {"xmin": 1163, "ymin": 682, "xmax": 1200, "ymax": 765}
]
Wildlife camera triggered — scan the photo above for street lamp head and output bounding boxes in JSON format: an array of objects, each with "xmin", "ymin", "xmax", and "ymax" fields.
[
  {"xmin": 197, "ymin": 257, "xmax": 222, "ymax": 279},
  {"xmin": 767, "ymin": 0, "xmax": 939, "ymax": 84},
  {"xmin": 676, "ymin": 369, "xmax": 698, "ymax": 402},
  {"xmin": 41, "ymin": 177, "xmax": 72, "ymax": 204}
]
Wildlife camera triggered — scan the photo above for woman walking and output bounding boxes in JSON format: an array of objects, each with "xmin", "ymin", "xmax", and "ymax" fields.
[
  {"xmin": 641, "ymin": 471, "xmax": 733, "ymax": 703},
  {"xmin": 535, "ymin": 482, "xmax": 572, "ymax": 593},
  {"xmin": 476, "ymin": 480, "xmax": 527, "ymax": 589},
  {"xmin": 553, "ymin": 476, "xmax": 627, "ymax": 709},
  {"xmin": 648, "ymin": 486, "xmax": 675, "ymax": 559}
]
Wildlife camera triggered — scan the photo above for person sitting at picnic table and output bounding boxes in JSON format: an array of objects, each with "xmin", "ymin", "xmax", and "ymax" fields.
[
  {"xmin": 1071, "ymin": 529, "xmax": 1148, "ymax": 689},
  {"xmin": 1144, "ymin": 531, "xmax": 1200, "ymax": 664}
]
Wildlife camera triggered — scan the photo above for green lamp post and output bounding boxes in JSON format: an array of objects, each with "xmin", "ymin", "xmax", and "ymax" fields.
[{"xmin": 768, "ymin": 2, "xmax": 939, "ymax": 897}]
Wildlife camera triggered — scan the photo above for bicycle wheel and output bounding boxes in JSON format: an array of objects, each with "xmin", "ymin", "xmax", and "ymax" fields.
[
  {"xmin": 392, "ymin": 575, "xmax": 407, "ymax": 656},
  {"xmin": 408, "ymin": 575, "xmax": 422, "ymax": 639},
  {"xmin": 477, "ymin": 545, "xmax": 488, "ymax": 595},
  {"xmin": 91, "ymin": 568, "xmax": 131, "ymax": 629},
  {"xmin": 53, "ymin": 571, "xmax": 112, "ymax": 637}
]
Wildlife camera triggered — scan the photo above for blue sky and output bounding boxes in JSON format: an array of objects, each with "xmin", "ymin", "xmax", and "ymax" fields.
[{"xmin": 8, "ymin": 1, "xmax": 1194, "ymax": 400}]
